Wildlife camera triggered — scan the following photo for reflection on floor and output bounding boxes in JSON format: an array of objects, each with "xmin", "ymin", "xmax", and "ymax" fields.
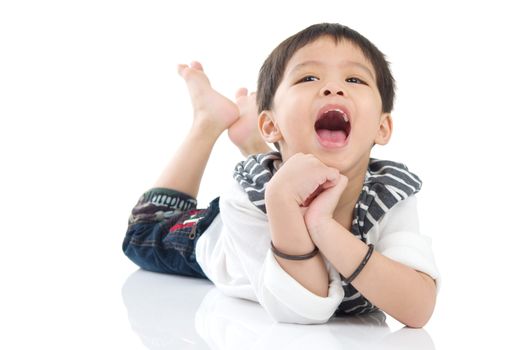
[{"xmin": 122, "ymin": 269, "xmax": 435, "ymax": 350}]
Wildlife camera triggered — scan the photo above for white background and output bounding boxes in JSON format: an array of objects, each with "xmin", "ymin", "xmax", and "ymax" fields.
[{"xmin": 1, "ymin": 0, "xmax": 527, "ymax": 348}]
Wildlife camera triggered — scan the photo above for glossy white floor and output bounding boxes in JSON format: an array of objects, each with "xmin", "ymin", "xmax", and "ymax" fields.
[
  {"xmin": 2, "ymin": 1, "xmax": 528, "ymax": 348},
  {"xmin": 3, "ymin": 252, "xmax": 523, "ymax": 349},
  {"xmin": 121, "ymin": 270, "xmax": 435, "ymax": 350}
]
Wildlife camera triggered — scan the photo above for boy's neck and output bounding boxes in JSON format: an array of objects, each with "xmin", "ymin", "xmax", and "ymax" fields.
[{"xmin": 334, "ymin": 156, "xmax": 371, "ymax": 224}]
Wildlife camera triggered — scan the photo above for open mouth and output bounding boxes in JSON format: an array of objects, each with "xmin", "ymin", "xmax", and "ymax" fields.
[{"xmin": 314, "ymin": 106, "xmax": 351, "ymax": 148}]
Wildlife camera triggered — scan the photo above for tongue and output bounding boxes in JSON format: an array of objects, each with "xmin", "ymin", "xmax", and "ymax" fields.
[{"xmin": 316, "ymin": 129, "xmax": 347, "ymax": 144}]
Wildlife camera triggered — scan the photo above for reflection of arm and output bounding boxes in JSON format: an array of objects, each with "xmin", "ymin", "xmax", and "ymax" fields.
[
  {"xmin": 194, "ymin": 288, "xmax": 343, "ymax": 349},
  {"xmin": 195, "ymin": 288, "xmax": 415, "ymax": 349},
  {"xmin": 375, "ymin": 327, "xmax": 435, "ymax": 350}
]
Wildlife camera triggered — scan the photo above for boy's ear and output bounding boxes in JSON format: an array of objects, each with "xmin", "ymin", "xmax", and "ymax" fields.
[
  {"xmin": 258, "ymin": 111, "xmax": 282, "ymax": 143},
  {"xmin": 374, "ymin": 113, "xmax": 393, "ymax": 146}
]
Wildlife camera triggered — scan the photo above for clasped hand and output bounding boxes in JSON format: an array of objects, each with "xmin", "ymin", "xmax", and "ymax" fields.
[{"xmin": 265, "ymin": 153, "xmax": 348, "ymax": 243}]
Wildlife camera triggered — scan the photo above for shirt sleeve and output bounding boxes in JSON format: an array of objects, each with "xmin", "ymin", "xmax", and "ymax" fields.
[
  {"xmin": 372, "ymin": 195, "xmax": 441, "ymax": 293},
  {"xmin": 259, "ymin": 250, "xmax": 345, "ymax": 324},
  {"xmin": 218, "ymin": 180, "xmax": 344, "ymax": 324}
]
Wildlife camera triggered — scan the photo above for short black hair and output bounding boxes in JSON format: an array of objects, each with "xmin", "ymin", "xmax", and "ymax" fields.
[{"xmin": 257, "ymin": 23, "xmax": 396, "ymax": 114}]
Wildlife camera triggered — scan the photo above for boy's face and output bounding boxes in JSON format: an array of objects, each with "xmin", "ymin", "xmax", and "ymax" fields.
[{"xmin": 259, "ymin": 36, "xmax": 392, "ymax": 173}]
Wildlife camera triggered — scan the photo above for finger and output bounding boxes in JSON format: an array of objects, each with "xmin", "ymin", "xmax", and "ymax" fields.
[
  {"xmin": 335, "ymin": 175, "xmax": 349, "ymax": 192},
  {"xmin": 307, "ymin": 174, "xmax": 348, "ymax": 213},
  {"xmin": 302, "ymin": 174, "xmax": 347, "ymax": 207},
  {"xmin": 323, "ymin": 167, "xmax": 340, "ymax": 184},
  {"xmin": 306, "ymin": 155, "xmax": 339, "ymax": 183},
  {"xmin": 324, "ymin": 172, "xmax": 347, "ymax": 188},
  {"xmin": 321, "ymin": 180, "xmax": 336, "ymax": 190},
  {"xmin": 301, "ymin": 185, "xmax": 325, "ymax": 207},
  {"xmin": 339, "ymin": 174, "xmax": 349, "ymax": 186}
]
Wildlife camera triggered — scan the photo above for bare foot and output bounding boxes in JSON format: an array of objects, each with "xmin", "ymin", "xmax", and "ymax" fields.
[
  {"xmin": 228, "ymin": 88, "xmax": 273, "ymax": 157},
  {"xmin": 177, "ymin": 61, "xmax": 239, "ymax": 135}
]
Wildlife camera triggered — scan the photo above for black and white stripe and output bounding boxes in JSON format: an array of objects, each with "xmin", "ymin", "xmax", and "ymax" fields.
[
  {"xmin": 233, "ymin": 151, "xmax": 422, "ymax": 316},
  {"xmin": 351, "ymin": 158, "xmax": 422, "ymax": 241},
  {"xmin": 233, "ymin": 152, "xmax": 282, "ymax": 213}
]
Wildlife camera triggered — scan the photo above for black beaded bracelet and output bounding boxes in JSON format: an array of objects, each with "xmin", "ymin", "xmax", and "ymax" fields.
[
  {"xmin": 270, "ymin": 241, "xmax": 319, "ymax": 260},
  {"xmin": 340, "ymin": 244, "xmax": 375, "ymax": 284}
]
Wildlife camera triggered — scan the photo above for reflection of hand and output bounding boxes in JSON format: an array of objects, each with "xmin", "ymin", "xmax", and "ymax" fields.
[
  {"xmin": 371, "ymin": 327, "xmax": 437, "ymax": 350},
  {"xmin": 195, "ymin": 288, "xmax": 345, "ymax": 349},
  {"xmin": 195, "ymin": 287, "xmax": 436, "ymax": 350}
]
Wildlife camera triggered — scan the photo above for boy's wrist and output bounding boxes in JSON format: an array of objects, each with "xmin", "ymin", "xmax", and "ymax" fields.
[
  {"xmin": 266, "ymin": 192, "xmax": 316, "ymax": 254},
  {"xmin": 306, "ymin": 217, "xmax": 336, "ymax": 245},
  {"xmin": 265, "ymin": 183, "xmax": 298, "ymax": 211}
]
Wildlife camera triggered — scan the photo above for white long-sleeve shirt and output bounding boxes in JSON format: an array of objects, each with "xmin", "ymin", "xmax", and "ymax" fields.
[{"xmin": 195, "ymin": 178, "xmax": 441, "ymax": 324}]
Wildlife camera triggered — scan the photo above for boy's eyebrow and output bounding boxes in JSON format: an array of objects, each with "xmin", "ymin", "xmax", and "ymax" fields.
[{"xmin": 288, "ymin": 60, "xmax": 375, "ymax": 80}]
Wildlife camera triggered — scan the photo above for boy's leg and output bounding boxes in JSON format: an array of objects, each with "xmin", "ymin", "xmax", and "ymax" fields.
[
  {"xmin": 124, "ymin": 62, "xmax": 269, "ymax": 274},
  {"xmin": 126, "ymin": 62, "xmax": 236, "ymax": 275},
  {"xmin": 123, "ymin": 188, "xmax": 219, "ymax": 279},
  {"xmin": 154, "ymin": 61, "xmax": 240, "ymax": 197}
]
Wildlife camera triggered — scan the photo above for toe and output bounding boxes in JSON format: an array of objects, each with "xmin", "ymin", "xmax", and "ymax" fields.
[
  {"xmin": 190, "ymin": 61, "xmax": 204, "ymax": 71},
  {"xmin": 235, "ymin": 87, "xmax": 248, "ymax": 99},
  {"xmin": 177, "ymin": 64, "xmax": 189, "ymax": 77}
]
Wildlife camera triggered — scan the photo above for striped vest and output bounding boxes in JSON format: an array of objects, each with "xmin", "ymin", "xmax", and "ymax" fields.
[{"xmin": 233, "ymin": 151, "xmax": 422, "ymax": 316}]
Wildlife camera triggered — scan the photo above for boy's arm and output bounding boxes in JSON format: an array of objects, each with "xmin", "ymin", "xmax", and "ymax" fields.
[
  {"xmin": 265, "ymin": 153, "xmax": 341, "ymax": 298},
  {"xmin": 265, "ymin": 192, "xmax": 330, "ymax": 298},
  {"xmin": 219, "ymin": 178, "xmax": 343, "ymax": 324},
  {"xmin": 308, "ymin": 197, "xmax": 438, "ymax": 328}
]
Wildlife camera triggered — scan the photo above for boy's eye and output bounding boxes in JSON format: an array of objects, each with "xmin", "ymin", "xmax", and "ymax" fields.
[
  {"xmin": 297, "ymin": 75, "xmax": 319, "ymax": 83},
  {"xmin": 346, "ymin": 77, "xmax": 366, "ymax": 85}
]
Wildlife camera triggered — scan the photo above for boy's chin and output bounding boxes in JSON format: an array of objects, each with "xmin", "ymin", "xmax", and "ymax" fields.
[
  {"xmin": 281, "ymin": 145, "xmax": 369, "ymax": 168},
  {"xmin": 321, "ymin": 158, "xmax": 350, "ymax": 171},
  {"xmin": 319, "ymin": 149, "xmax": 370, "ymax": 171}
]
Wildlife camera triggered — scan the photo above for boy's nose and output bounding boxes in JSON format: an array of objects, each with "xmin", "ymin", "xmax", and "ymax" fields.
[{"xmin": 320, "ymin": 82, "xmax": 345, "ymax": 96}]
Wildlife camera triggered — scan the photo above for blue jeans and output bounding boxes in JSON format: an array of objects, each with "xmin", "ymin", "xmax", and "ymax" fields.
[{"xmin": 122, "ymin": 188, "xmax": 220, "ymax": 280}]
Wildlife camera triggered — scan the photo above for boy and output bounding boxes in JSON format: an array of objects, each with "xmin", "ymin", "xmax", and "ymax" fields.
[{"xmin": 123, "ymin": 23, "xmax": 440, "ymax": 327}]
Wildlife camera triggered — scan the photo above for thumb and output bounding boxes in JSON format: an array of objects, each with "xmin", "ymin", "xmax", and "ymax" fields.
[
  {"xmin": 315, "ymin": 174, "xmax": 348, "ymax": 205},
  {"xmin": 331, "ymin": 174, "xmax": 349, "ymax": 195}
]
